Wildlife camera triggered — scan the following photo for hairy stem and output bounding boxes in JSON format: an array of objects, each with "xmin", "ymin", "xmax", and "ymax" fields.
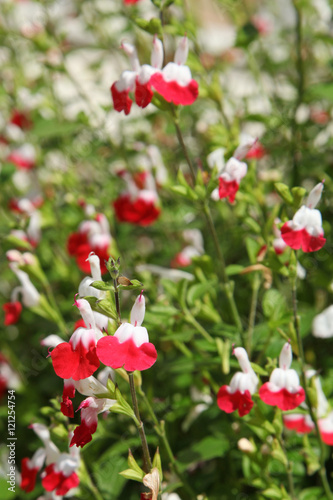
[{"xmin": 129, "ymin": 373, "xmax": 152, "ymax": 473}]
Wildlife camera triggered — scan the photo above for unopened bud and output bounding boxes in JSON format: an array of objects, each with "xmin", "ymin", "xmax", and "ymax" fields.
[{"xmin": 238, "ymin": 438, "xmax": 255, "ymax": 453}]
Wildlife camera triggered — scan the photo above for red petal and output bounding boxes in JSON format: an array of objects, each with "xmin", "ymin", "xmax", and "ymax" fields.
[
  {"xmin": 42, "ymin": 464, "xmax": 79, "ymax": 495},
  {"xmin": 97, "ymin": 336, "xmax": 157, "ymax": 372},
  {"xmin": 150, "ymin": 73, "xmax": 198, "ymax": 106},
  {"xmin": 217, "ymin": 386, "xmax": 253, "ymax": 417},
  {"xmin": 283, "ymin": 415, "xmax": 314, "ymax": 434},
  {"xmin": 113, "ymin": 194, "xmax": 160, "ymax": 226},
  {"xmin": 20, "ymin": 458, "xmax": 38, "ymax": 493},
  {"xmin": 135, "ymin": 78, "xmax": 153, "ymax": 108},
  {"xmin": 3, "ymin": 302, "xmax": 22, "ymax": 325},
  {"xmin": 111, "ymin": 83, "xmax": 132, "ymax": 115},
  {"xmin": 320, "ymin": 430, "xmax": 333, "ymax": 446},
  {"xmin": 42, "ymin": 464, "xmax": 61, "ymax": 492},
  {"xmin": 281, "ymin": 224, "xmax": 326, "ymax": 253},
  {"xmin": 70, "ymin": 420, "xmax": 97, "ymax": 448},
  {"xmin": 259, "ymin": 384, "xmax": 305, "ymax": 410},
  {"xmin": 218, "ymin": 179, "xmax": 239, "ymax": 203},
  {"xmin": 61, "ymin": 396, "xmax": 74, "ymax": 418},
  {"xmin": 67, "ymin": 232, "xmax": 88, "ymax": 256},
  {"xmin": 51, "ymin": 341, "xmax": 99, "ymax": 381}
]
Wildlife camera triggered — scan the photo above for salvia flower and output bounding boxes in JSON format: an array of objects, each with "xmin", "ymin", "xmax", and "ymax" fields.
[
  {"xmin": 113, "ymin": 170, "xmax": 160, "ymax": 226},
  {"xmin": 111, "ymin": 36, "xmax": 163, "ymax": 115},
  {"xmin": 97, "ymin": 292, "xmax": 157, "ymax": 372},
  {"xmin": 67, "ymin": 213, "xmax": 112, "ymax": 273},
  {"xmin": 70, "ymin": 395, "xmax": 116, "ymax": 448},
  {"xmin": 150, "ymin": 35, "xmax": 199, "ymax": 106},
  {"xmin": 50, "ymin": 299, "xmax": 102, "ymax": 381},
  {"xmin": 7, "ymin": 143, "xmax": 36, "ymax": 170},
  {"xmin": 20, "ymin": 424, "xmax": 80, "ymax": 496},
  {"xmin": 209, "ymin": 137, "xmax": 255, "ymax": 203},
  {"xmin": 217, "ymin": 347, "xmax": 258, "ymax": 417},
  {"xmin": 283, "ymin": 371, "xmax": 333, "ymax": 445},
  {"xmin": 259, "ymin": 342, "xmax": 305, "ymax": 410},
  {"xmin": 281, "ymin": 181, "xmax": 326, "ymax": 252}
]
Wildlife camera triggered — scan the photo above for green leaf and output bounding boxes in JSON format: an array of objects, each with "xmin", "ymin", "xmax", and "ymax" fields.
[
  {"xmin": 119, "ymin": 468, "xmax": 144, "ymax": 482},
  {"xmin": 32, "ymin": 119, "xmax": 82, "ymax": 138},
  {"xmin": 262, "ymin": 486, "xmax": 284, "ymax": 499},
  {"xmin": 226, "ymin": 264, "xmax": 245, "ymax": 276},
  {"xmin": 250, "ymin": 362, "xmax": 268, "ymax": 376},
  {"xmin": 187, "ymin": 281, "xmax": 217, "ymax": 306},
  {"xmin": 177, "ymin": 435, "xmax": 229, "ymax": 468},
  {"xmin": 117, "ymin": 279, "xmax": 143, "ymax": 291},
  {"xmin": 310, "ymin": 82, "xmax": 333, "ymax": 102},
  {"xmin": 91, "ymin": 280, "xmax": 114, "ymax": 291}
]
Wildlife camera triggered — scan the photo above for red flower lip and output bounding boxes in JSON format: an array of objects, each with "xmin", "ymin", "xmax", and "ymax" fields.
[{"xmin": 97, "ymin": 335, "xmax": 157, "ymax": 372}]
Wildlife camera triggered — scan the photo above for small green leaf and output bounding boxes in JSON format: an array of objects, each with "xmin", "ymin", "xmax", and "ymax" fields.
[
  {"xmin": 250, "ymin": 362, "xmax": 268, "ymax": 376},
  {"xmin": 91, "ymin": 280, "xmax": 114, "ymax": 291},
  {"xmin": 119, "ymin": 468, "xmax": 144, "ymax": 482}
]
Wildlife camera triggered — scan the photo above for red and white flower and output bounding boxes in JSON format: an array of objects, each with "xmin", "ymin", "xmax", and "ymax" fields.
[
  {"xmin": 67, "ymin": 213, "xmax": 112, "ymax": 274},
  {"xmin": 259, "ymin": 342, "xmax": 305, "ymax": 411},
  {"xmin": 283, "ymin": 370, "xmax": 333, "ymax": 445},
  {"xmin": 281, "ymin": 181, "xmax": 326, "ymax": 253},
  {"xmin": 217, "ymin": 347, "xmax": 258, "ymax": 417},
  {"xmin": 50, "ymin": 299, "xmax": 102, "ymax": 381},
  {"xmin": 209, "ymin": 137, "xmax": 256, "ymax": 203},
  {"xmin": 97, "ymin": 292, "xmax": 157, "ymax": 372},
  {"xmin": 111, "ymin": 36, "xmax": 163, "ymax": 115},
  {"xmin": 150, "ymin": 35, "xmax": 199, "ymax": 106},
  {"xmin": 21, "ymin": 423, "xmax": 80, "ymax": 496},
  {"xmin": 70, "ymin": 394, "xmax": 116, "ymax": 448},
  {"xmin": 7, "ymin": 143, "xmax": 36, "ymax": 170},
  {"xmin": 172, "ymin": 229, "xmax": 204, "ymax": 267},
  {"xmin": 113, "ymin": 170, "xmax": 160, "ymax": 226}
]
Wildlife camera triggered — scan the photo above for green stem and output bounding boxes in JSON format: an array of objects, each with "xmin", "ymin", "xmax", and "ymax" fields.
[
  {"xmin": 113, "ymin": 278, "xmax": 121, "ymax": 324},
  {"xmin": 184, "ymin": 309, "xmax": 214, "ymax": 343},
  {"xmin": 291, "ymin": 0, "xmax": 305, "ymax": 186},
  {"xmin": 44, "ymin": 282, "xmax": 68, "ymax": 336},
  {"xmin": 246, "ymin": 273, "xmax": 260, "ymax": 356},
  {"xmin": 170, "ymin": 110, "xmax": 243, "ymax": 339},
  {"xmin": 291, "ymin": 272, "xmax": 333, "ymax": 500},
  {"xmin": 171, "ymin": 108, "xmax": 196, "ymax": 184},
  {"xmin": 129, "ymin": 373, "xmax": 152, "ymax": 473},
  {"xmin": 138, "ymin": 389, "xmax": 198, "ymax": 500}
]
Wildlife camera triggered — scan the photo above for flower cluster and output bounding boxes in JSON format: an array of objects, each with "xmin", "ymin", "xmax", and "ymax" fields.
[
  {"xmin": 44, "ymin": 255, "xmax": 157, "ymax": 448},
  {"xmin": 217, "ymin": 343, "xmax": 305, "ymax": 417},
  {"xmin": 20, "ymin": 424, "xmax": 80, "ymax": 496},
  {"xmin": 113, "ymin": 169, "xmax": 161, "ymax": 226},
  {"xmin": 281, "ymin": 181, "xmax": 326, "ymax": 253},
  {"xmin": 111, "ymin": 35, "xmax": 198, "ymax": 115},
  {"xmin": 67, "ymin": 212, "xmax": 113, "ymax": 274}
]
